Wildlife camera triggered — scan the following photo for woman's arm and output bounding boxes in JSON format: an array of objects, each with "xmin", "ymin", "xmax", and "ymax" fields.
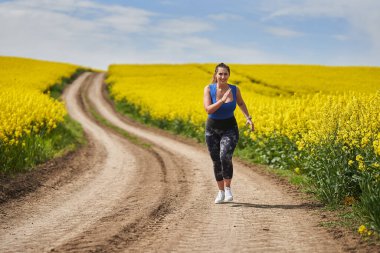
[
  {"xmin": 203, "ymin": 85, "xmax": 231, "ymax": 114},
  {"xmin": 236, "ymin": 87, "xmax": 255, "ymax": 131}
]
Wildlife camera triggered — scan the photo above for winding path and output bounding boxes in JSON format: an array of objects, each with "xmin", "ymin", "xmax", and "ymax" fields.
[{"xmin": 0, "ymin": 72, "xmax": 345, "ymax": 252}]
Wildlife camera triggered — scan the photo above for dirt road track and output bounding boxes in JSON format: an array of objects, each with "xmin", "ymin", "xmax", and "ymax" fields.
[{"xmin": 1, "ymin": 72, "xmax": 348, "ymax": 252}]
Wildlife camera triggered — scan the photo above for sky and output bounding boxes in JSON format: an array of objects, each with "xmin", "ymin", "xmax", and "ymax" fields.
[{"xmin": 1, "ymin": 0, "xmax": 380, "ymax": 70}]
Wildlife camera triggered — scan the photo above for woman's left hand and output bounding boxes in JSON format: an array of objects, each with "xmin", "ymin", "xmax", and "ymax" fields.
[{"xmin": 246, "ymin": 119, "xmax": 255, "ymax": 131}]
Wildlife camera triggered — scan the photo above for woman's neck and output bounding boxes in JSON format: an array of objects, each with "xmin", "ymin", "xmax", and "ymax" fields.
[{"xmin": 217, "ymin": 82, "xmax": 229, "ymax": 89}]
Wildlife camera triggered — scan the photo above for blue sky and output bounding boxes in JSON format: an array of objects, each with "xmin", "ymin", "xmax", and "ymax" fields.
[{"xmin": 0, "ymin": 0, "xmax": 379, "ymax": 69}]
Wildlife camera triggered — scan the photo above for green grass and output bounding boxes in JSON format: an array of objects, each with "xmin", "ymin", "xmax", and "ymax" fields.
[
  {"xmin": 49, "ymin": 115, "xmax": 86, "ymax": 156},
  {"xmin": 1, "ymin": 69, "xmax": 87, "ymax": 175},
  {"xmin": 45, "ymin": 68, "xmax": 89, "ymax": 100},
  {"xmin": 0, "ymin": 115, "xmax": 85, "ymax": 174},
  {"xmin": 112, "ymin": 96, "xmax": 204, "ymax": 142},
  {"xmin": 319, "ymin": 206, "xmax": 362, "ymax": 236},
  {"xmin": 104, "ymin": 86, "xmax": 380, "ymax": 239},
  {"xmin": 269, "ymin": 167, "xmax": 309, "ymax": 187},
  {"xmin": 78, "ymin": 83, "xmax": 152, "ymax": 150},
  {"xmin": 88, "ymin": 105, "xmax": 151, "ymax": 149}
]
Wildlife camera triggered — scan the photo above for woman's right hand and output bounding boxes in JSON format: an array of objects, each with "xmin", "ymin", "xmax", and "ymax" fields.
[{"xmin": 221, "ymin": 88, "xmax": 232, "ymax": 103}]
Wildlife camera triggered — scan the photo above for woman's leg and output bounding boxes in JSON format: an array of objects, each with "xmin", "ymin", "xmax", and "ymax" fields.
[
  {"xmin": 220, "ymin": 127, "xmax": 238, "ymax": 202},
  {"xmin": 220, "ymin": 126, "xmax": 239, "ymax": 184},
  {"xmin": 205, "ymin": 127, "xmax": 223, "ymax": 189},
  {"xmin": 224, "ymin": 179, "xmax": 231, "ymax": 188},
  {"xmin": 217, "ymin": 180, "xmax": 225, "ymax": 191}
]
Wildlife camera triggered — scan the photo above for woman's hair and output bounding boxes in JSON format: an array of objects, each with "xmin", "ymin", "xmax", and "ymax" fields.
[{"xmin": 211, "ymin": 62, "xmax": 230, "ymax": 83}]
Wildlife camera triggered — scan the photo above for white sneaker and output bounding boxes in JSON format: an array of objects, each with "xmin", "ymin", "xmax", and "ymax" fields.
[
  {"xmin": 214, "ymin": 190, "xmax": 225, "ymax": 204},
  {"xmin": 225, "ymin": 187, "xmax": 233, "ymax": 202}
]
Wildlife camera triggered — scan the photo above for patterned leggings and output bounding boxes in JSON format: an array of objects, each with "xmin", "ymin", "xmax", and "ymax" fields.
[{"xmin": 205, "ymin": 125, "xmax": 239, "ymax": 181}]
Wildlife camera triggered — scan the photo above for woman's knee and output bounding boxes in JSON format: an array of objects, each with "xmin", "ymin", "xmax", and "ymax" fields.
[{"xmin": 220, "ymin": 151, "xmax": 233, "ymax": 163}]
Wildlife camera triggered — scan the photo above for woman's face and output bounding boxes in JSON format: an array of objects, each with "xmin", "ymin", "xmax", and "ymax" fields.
[{"xmin": 216, "ymin": 67, "xmax": 229, "ymax": 84}]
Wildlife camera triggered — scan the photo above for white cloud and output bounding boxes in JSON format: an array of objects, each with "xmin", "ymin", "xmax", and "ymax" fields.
[
  {"xmin": 152, "ymin": 36, "xmax": 271, "ymax": 63},
  {"xmin": 265, "ymin": 26, "xmax": 303, "ymax": 37},
  {"xmin": 208, "ymin": 13, "xmax": 243, "ymax": 21},
  {"xmin": 158, "ymin": 0, "xmax": 176, "ymax": 5},
  {"xmin": 0, "ymin": 0, "xmax": 268, "ymax": 68},
  {"xmin": 0, "ymin": 0, "xmax": 155, "ymax": 34},
  {"xmin": 262, "ymin": 0, "xmax": 380, "ymax": 51},
  {"xmin": 154, "ymin": 18, "xmax": 214, "ymax": 35},
  {"xmin": 262, "ymin": 0, "xmax": 379, "ymax": 19},
  {"xmin": 333, "ymin": 34, "xmax": 349, "ymax": 41},
  {"xmin": 5, "ymin": 0, "xmax": 374, "ymax": 68}
]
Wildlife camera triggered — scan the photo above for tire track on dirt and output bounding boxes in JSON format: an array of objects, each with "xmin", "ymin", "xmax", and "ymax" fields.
[
  {"xmin": 85, "ymin": 72, "xmax": 347, "ymax": 252},
  {"xmin": 0, "ymin": 73, "xmax": 191, "ymax": 252},
  {"xmin": 1, "ymin": 72, "xmax": 349, "ymax": 252},
  {"xmin": 54, "ymin": 73, "xmax": 193, "ymax": 252}
]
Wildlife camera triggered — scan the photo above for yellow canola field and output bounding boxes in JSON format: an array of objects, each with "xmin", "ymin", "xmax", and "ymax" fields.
[
  {"xmin": 107, "ymin": 64, "xmax": 210, "ymax": 126},
  {"xmin": 0, "ymin": 56, "xmax": 78, "ymax": 145},
  {"xmin": 107, "ymin": 64, "xmax": 380, "ymax": 156},
  {"xmin": 230, "ymin": 64, "xmax": 380, "ymax": 95},
  {"xmin": 0, "ymin": 56, "xmax": 78, "ymax": 91}
]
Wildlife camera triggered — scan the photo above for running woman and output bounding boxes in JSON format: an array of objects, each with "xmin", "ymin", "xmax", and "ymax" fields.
[{"xmin": 203, "ymin": 63, "xmax": 254, "ymax": 204}]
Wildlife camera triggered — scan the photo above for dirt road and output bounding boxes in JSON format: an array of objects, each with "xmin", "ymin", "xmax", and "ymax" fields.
[{"xmin": 0, "ymin": 73, "xmax": 347, "ymax": 252}]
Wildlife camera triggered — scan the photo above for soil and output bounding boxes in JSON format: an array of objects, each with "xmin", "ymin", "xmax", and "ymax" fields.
[{"xmin": 1, "ymin": 72, "xmax": 379, "ymax": 252}]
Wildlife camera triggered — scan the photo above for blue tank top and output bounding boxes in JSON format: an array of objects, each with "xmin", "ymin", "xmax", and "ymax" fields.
[{"xmin": 209, "ymin": 84, "xmax": 237, "ymax": 120}]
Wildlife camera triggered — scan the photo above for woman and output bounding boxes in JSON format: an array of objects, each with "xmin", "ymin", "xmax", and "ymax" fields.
[{"xmin": 203, "ymin": 63, "xmax": 254, "ymax": 204}]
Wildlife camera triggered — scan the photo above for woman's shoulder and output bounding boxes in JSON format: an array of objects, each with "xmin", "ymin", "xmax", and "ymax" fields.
[
  {"xmin": 204, "ymin": 83, "xmax": 215, "ymax": 92},
  {"xmin": 228, "ymin": 84, "xmax": 238, "ymax": 91},
  {"xmin": 205, "ymin": 83, "xmax": 216, "ymax": 90}
]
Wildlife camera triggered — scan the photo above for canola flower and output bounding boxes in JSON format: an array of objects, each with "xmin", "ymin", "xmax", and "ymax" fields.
[
  {"xmin": 358, "ymin": 224, "xmax": 367, "ymax": 234},
  {"xmin": 0, "ymin": 88, "xmax": 66, "ymax": 144},
  {"xmin": 107, "ymin": 63, "xmax": 380, "ymax": 234},
  {"xmin": 0, "ymin": 56, "xmax": 78, "ymax": 91},
  {"xmin": 358, "ymin": 224, "xmax": 375, "ymax": 237},
  {"xmin": 0, "ymin": 56, "xmax": 78, "ymax": 146},
  {"xmin": 230, "ymin": 64, "xmax": 380, "ymax": 94},
  {"xmin": 107, "ymin": 64, "xmax": 380, "ymax": 158},
  {"xmin": 374, "ymin": 133, "xmax": 380, "ymax": 156},
  {"xmin": 107, "ymin": 64, "xmax": 210, "ymax": 127}
]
